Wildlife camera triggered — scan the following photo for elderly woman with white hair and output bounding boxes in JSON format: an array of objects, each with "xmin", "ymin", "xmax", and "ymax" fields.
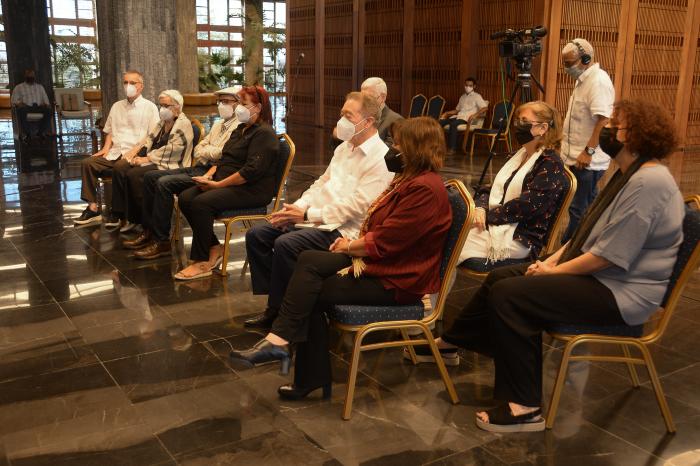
[{"xmin": 111, "ymin": 89, "xmax": 194, "ymax": 233}]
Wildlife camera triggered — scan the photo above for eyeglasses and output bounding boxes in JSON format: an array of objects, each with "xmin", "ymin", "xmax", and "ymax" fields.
[
  {"xmin": 217, "ymin": 98, "xmax": 238, "ymax": 105},
  {"xmin": 515, "ymin": 119, "xmax": 546, "ymax": 126},
  {"xmin": 123, "ymin": 80, "xmax": 142, "ymax": 85},
  {"xmin": 159, "ymin": 104, "xmax": 176, "ymax": 109}
]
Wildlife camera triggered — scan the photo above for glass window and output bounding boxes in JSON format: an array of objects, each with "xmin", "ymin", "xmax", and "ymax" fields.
[
  {"xmin": 230, "ymin": 32, "xmax": 242, "ymax": 41},
  {"xmin": 197, "ymin": 31, "xmax": 209, "ymax": 40},
  {"xmin": 55, "ymin": 25, "xmax": 78, "ymax": 36},
  {"xmin": 210, "ymin": 30, "xmax": 228, "ymax": 41},
  {"xmin": 79, "ymin": 26, "xmax": 94, "ymax": 36},
  {"xmin": 52, "ymin": 0, "xmax": 77, "ymax": 19}
]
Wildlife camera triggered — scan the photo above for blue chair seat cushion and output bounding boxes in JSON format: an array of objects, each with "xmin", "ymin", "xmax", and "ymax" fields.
[
  {"xmin": 330, "ymin": 303, "xmax": 425, "ymax": 326},
  {"xmin": 460, "ymin": 257, "xmax": 530, "ymax": 274},
  {"xmin": 216, "ymin": 206, "xmax": 267, "ymax": 220},
  {"xmin": 548, "ymin": 323, "xmax": 644, "ymax": 338}
]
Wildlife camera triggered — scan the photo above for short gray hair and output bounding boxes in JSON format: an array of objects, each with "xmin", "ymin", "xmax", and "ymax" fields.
[
  {"xmin": 562, "ymin": 38, "xmax": 594, "ymax": 61},
  {"xmin": 158, "ymin": 89, "xmax": 184, "ymax": 108},
  {"xmin": 361, "ymin": 77, "xmax": 388, "ymax": 98}
]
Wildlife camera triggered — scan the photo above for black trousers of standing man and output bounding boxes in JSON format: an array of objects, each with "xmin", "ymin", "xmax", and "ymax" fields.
[
  {"xmin": 270, "ymin": 250, "xmax": 398, "ymax": 389},
  {"xmin": 442, "ymin": 262, "xmax": 625, "ymax": 408}
]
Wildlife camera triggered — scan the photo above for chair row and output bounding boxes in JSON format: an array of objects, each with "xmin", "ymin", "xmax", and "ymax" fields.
[{"xmin": 409, "ymin": 94, "xmax": 515, "ymax": 160}]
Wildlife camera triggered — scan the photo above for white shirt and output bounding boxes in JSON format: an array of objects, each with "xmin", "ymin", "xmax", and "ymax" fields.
[
  {"xmin": 455, "ymin": 91, "xmax": 487, "ymax": 121},
  {"xmin": 561, "ymin": 63, "xmax": 615, "ymax": 171},
  {"xmin": 294, "ymin": 131, "xmax": 394, "ymax": 239},
  {"xmin": 103, "ymin": 95, "xmax": 160, "ymax": 161},
  {"xmin": 193, "ymin": 116, "xmax": 239, "ymax": 164},
  {"xmin": 11, "ymin": 82, "xmax": 50, "ymax": 107}
]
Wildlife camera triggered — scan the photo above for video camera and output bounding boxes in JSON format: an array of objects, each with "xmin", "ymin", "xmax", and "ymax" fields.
[{"xmin": 491, "ymin": 26, "xmax": 547, "ymax": 62}]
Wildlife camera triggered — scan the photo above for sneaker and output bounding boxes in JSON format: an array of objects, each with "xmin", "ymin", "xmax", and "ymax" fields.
[
  {"xmin": 403, "ymin": 345, "xmax": 460, "ymax": 366},
  {"xmin": 119, "ymin": 221, "xmax": 137, "ymax": 234},
  {"xmin": 104, "ymin": 215, "xmax": 121, "ymax": 230},
  {"xmin": 74, "ymin": 208, "xmax": 102, "ymax": 226}
]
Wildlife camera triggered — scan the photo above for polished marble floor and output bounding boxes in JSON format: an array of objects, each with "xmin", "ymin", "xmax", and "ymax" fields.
[{"xmin": 0, "ymin": 117, "xmax": 699, "ymax": 465}]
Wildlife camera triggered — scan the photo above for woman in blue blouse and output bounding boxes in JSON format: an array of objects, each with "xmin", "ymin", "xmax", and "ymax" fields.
[{"xmin": 426, "ymin": 99, "xmax": 684, "ymax": 433}]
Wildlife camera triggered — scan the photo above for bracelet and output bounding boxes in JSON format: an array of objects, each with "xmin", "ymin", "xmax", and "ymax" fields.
[{"xmin": 347, "ymin": 240, "xmax": 352, "ymax": 255}]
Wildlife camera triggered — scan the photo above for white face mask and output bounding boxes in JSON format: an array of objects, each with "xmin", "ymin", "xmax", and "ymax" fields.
[
  {"xmin": 124, "ymin": 83, "xmax": 138, "ymax": 98},
  {"xmin": 159, "ymin": 107, "xmax": 174, "ymax": 121},
  {"xmin": 336, "ymin": 116, "xmax": 369, "ymax": 142},
  {"xmin": 236, "ymin": 104, "xmax": 257, "ymax": 124},
  {"xmin": 218, "ymin": 102, "xmax": 235, "ymax": 120},
  {"xmin": 465, "ymin": 86, "xmax": 474, "ymax": 94}
]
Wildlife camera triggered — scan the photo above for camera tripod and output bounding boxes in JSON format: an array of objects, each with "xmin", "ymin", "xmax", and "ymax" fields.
[{"xmin": 475, "ymin": 64, "xmax": 545, "ymax": 187}]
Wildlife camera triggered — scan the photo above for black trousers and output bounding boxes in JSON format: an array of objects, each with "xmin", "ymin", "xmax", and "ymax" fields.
[
  {"xmin": 271, "ymin": 250, "xmax": 397, "ymax": 389},
  {"xmin": 442, "ymin": 262, "xmax": 624, "ymax": 407},
  {"xmin": 439, "ymin": 118, "xmax": 468, "ymax": 151},
  {"xmin": 178, "ymin": 184, "xmax": 271, "ymax": 261},
  {"xmin": 245, "ymin": 223, "xmax": 341, "ymax": 318},
  {"xmin": 111, "ymin": 159, "xmax": 157, "ymax": 224}
]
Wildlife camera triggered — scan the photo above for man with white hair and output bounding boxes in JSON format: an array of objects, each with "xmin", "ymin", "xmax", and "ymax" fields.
[
  {"xmin": 110, "ymin": 89, "xmax": 194, "ymax": 234},
  {"xmin": 74, "ymin": 70, "xmax": 159, "ymax": 225},
  {"xmin": 126, "ymin": 86, "xmax": 241, "ymax": 259},
  {"xmin": 560, "ymin": 38, "xmax": 615, "ymax": 241},
  {"xmin": 360, "ymin": 77, "xmax": 403, "ymax": 144}
]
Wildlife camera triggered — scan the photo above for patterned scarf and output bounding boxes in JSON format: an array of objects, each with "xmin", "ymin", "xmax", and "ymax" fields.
[{"xmin": 338, "ymin": 178, "xmax": 403, "ymax": 278}]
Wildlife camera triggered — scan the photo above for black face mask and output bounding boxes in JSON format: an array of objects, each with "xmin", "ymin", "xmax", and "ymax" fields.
[
  {"xmin": 25, "ymin": 77, "xmax": 35, "ymax": 83},
  {"xmin": 512, "ymin": 120, "xmax": 535, "ymax": 145},
  {"xmin": 599, "ymin": 126, "xmax": 625, "ymax": 159},
  {"xmin": 384, "ymin": 147, "xmax": 404, "ymax": 173}
]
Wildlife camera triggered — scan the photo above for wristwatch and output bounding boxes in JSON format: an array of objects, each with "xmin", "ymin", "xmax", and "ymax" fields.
[
  {"xmin": 585, "ymin": 146, "xmax": 596, "ymax": 156},
  {"xmin": 303, "ymin": 210, "xmax": 308, "ymax": 221}
]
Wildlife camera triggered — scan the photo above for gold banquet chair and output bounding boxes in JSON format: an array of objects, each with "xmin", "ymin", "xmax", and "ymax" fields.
[
  {"xmin": 328, "ymin": 179, "xmax": 475, "ymax": 420},
  {"xmin": 459, "ymin": 165, "xmax": 577, "ymax": 281},
  {"xmin": 545, "ymin": 194, "xmax": 700, "ymax": 433}
]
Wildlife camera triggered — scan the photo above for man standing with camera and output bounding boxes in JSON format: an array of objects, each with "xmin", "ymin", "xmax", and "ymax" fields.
[{"xmin": 560, "ymin": 38, "xmax": 615, "ymax": 241}]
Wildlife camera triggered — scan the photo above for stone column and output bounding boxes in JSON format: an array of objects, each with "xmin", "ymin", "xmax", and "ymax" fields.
[
  {"xmin": 1, "ymin": 0, "xmax": 54, "ymax": 102},
  {"xmin": 244, "ymin": 0, "xmax": 264, "ymax": 85},
  {"xmin": 96, "ymin": 0, "xmax": 198, "ymax": 112}
]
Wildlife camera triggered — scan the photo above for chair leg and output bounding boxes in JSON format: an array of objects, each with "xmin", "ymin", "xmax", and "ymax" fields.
[
  {"xmin": 469, "ymin": 134, "xmax": 477, "ymax": 162},
  {"xmin": 342, "ymin": 329, "xmax": 366, "ymax": 420},
  {"xmin": 546, "ymin": 340, "xmax": 576, "ymax": 429},
  {"xmin": 621, "ymin": 345, "xmax": 640, "ymax": 387},
  {"xmin": 422, "ymin": 323, "xmax": 459, "ymax": 404},
  {"xmin": 220, "ymin": 222, "xmax": 233, "ymax": 277},
  {"xmin": 636, "ymin": 342, "xmax": 676, "ymax": 433},
  {"xmin": 171, "ymin": 199, "xmax": 181, "ymax": 243},
  {"xmin": 240, "ymin": 257, "xmax": 249, "ymax": 277},
  {"xmin": 400, "ymin": 328, "xmax": 418, "ymax": 365},
  {"xmin": 334, "ymin": 329, "xmax": 346, "ymax": 353}
]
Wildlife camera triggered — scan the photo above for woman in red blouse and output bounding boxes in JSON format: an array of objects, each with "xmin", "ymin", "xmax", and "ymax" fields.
[{"xmin": 230, "ymin": 117, "xmax": 452, "ymax": 399}]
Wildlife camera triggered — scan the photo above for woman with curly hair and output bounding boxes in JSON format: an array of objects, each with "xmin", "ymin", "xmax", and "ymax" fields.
[{"xmin": 427, "ymin": 99, "xmax": 684, "ymax": 433}]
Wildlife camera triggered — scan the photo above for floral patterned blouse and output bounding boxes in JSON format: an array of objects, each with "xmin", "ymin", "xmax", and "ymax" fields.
[{"xmin": 474, "ymin": 148, "xmax": 567, "ymax": 258}]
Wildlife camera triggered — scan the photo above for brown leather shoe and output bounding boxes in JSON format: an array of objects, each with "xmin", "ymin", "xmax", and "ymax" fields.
[
  {"xmin": 134, "ymin": 241, "xmax": 171, "ymax": 260},
  {"xmin": 123, "ymin": 231, "xmax": 150, "ymax": 249}
]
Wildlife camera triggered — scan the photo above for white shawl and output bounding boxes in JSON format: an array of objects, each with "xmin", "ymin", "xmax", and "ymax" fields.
[{"xmin": 486, "ymin": 147, "xmax": 544, "ymax": 262}]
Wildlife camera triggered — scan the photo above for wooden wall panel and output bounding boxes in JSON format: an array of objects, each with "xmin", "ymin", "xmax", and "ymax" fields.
[
  {"xmin": 679, "ymin": 10, "xmax": 700, "ymax": 194},
  {"xmin": 626, "ymin": 0, "xmax": 688, "ymax": 115},
  {"xmin": 288, "ymin": 1, "xmax": 316, "ymax": 125},
  {"xmin": 364, "ymin": 0, "xmax": 404, "ymax": 111},
  {"xmin": 475, "ymin": 0, "xmax": 539, "ymax": 109},
  {"xmin": 552, "ymin": 0, "xmax": 622, "ymax": 116},
  {"xmin": 412, "ymin": 0, "xmax": 463, "ymax": 109},
  {"xmin": 323, "ymin": 0, "xmax": 355, "ymax": 127}
]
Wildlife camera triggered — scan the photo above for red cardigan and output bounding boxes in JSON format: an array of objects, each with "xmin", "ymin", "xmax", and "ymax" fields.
[{"xmin": 361, "ymin": 171, "xmax": 452, "ymax": 303}]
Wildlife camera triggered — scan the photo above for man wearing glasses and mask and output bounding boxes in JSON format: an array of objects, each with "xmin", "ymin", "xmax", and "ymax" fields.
[{"xmin": 75, "ymin": 70, "xmax": 159, "ymax": 226}]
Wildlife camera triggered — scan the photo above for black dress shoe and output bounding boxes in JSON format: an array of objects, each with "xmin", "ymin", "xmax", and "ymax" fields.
[
  {"xmin": 278, "ymin": 383, "xmax": 331, "ymax": 400},
  {"xmin": 243, "ymin": 312, "xmax": 276, "ymax": 328},
  {"xmin": 230, "ymin": 339, "xmax": 291, "ymax": 374}
]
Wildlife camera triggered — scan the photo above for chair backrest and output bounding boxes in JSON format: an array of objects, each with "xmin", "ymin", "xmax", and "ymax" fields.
[
  {"xmin": 541, "ymin": 165, "xmax": 577, "ymax": 256},
  {"xmin": 425, "ymin": 95, "xmax": 446, "ymax": 119},
  {"xmin": 428, "ymin": 179, "xmax": 475, "ymax": 323},
  {"xmin": 54, "ymin": 88, "xmax": 86, "ymax": 112},
  {"xmin": 409, "ymin": 94, "xmax": 427, "ymax": 118},
  {"xmin": 271, "ymin": 133, "xmax": 296, "ymax": 212},
  {"xmin": 647, "ymin": 195, "xmax": 700, "ymax": 340},
  {"xmin": 490, "ymin": 100, "xmax": 513, "ymax": 132},
  {"xmin": 191, "ymin": 118, "xmax": 204, "ymax": 146}
]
